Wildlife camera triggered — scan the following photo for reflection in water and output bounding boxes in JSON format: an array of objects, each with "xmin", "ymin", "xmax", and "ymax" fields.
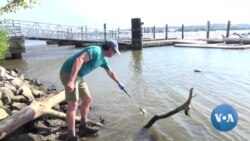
[
  {"xmin": 130, "ymin": 50, "xmax": 144, "ymax": 97},
  {"xmin": 131, "ymin": 50, "xmax": 143, "ymax": 75}
]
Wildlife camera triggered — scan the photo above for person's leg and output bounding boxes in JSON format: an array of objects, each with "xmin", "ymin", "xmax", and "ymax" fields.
[
  {"xmin": 60, "ymin": 73, "xmax": 79, "ymax": 139},
  {"xmin": 66, "ymin": 101, "xmax": 78, "ymax": 137},
  {"xmin": 80, "ymin": 94, "xmax": 92, "ymax": 123},
  {"xmin": 78, "ymin": 80, "xmax": 99, "ymax": 135},
  {"xmin": 78, "ymin": 81, "xmax": 92, "ymax": 124}
]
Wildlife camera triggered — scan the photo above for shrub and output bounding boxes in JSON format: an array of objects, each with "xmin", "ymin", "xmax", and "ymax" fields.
[{"xmin": 0, "ymin": 29, "xmax": 9, "ymax": 60}]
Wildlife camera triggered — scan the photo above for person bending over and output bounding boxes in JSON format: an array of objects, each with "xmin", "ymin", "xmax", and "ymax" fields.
[{"xmin": 60, "ymin": 39, "xmax": 124, "ymax": 141}]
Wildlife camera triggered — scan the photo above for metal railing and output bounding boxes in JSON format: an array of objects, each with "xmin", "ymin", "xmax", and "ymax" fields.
[{"xmin": 0, "ymin": 20, "xmax": 131, "ymax": 41}]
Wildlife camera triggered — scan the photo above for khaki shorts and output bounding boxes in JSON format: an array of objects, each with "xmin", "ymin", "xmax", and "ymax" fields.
[{"xmin": 60, "ymin": 72, "xmax": 90, "ymax": 101}]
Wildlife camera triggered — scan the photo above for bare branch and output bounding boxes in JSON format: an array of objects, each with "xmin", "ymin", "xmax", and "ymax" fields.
[{"xmin": 143, "ymin": 88, "xmax": 195, "ymax": 129}]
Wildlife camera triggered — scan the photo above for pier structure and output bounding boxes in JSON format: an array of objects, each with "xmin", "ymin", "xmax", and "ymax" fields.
[{"xmin": 1, "ymin": 19, "xmax": 250, "ymax": 59}]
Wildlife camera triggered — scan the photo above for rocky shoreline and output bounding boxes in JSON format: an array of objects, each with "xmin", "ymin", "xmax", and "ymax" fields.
[{"xmin": 0, "ymin": 66, "xmax": 102, "ymax": 141}]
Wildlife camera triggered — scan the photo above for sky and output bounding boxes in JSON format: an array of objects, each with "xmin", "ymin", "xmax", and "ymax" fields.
[{"xmin": 1, "ymin": 0, "xmax": 250, "ymax": 29}]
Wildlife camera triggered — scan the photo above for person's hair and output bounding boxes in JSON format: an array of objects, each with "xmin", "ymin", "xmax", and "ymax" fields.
[{"xmin": 102, "ymin": 44, "xmax": 111, "ymax": 51}]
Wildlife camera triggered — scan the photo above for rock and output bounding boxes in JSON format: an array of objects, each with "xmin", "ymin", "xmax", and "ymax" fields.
[
  {"xmin": 11, "ymin": 95, "xmax": 27, "ymax": 103},
  {"xmin": 31, "ymin": 79, "xmax": 43, "ymax": 87},
  {"xmin": 0, "ymin": 100, "xmax": 3, "ymax": 107},
  {"xmin": 10, "ymin": 77, "xmax": 23, "ymax": 89},
  {"xmin": 1, "ymin": 94, "xmax": 11, "ymax": 105},
  {"xmin": 12, "ymin": 102, "xmax": 28, "ymax": 110},
  {"xmin": 3, "ymin": 82, "xmax": 17, "ymax": 93},
  {"xmin": 19, "ymin": 83, "xmax": 35, "ymax": 101},
  {"xmin": 45, "ymin": 119, "xmax": 64, "ymax": 127},
  {"xmin": 31, "ymin": 87, "xmax": 46, "ymax": 98},
  {"xmin": 4, "ymin": 73, "xmax": 15, "ymax": 82},
  {"xmin": 0, "ymin": 108, "xmax": 9, "ymax": 120},
  {"xmin": 0, "ymin": 66, "xmax": 6, "ymax": 78},
  {"xmin": 47, "ymin": 85, "xmax": 56, "ymax": 91},
  {"xmin": 19, "ymin": 74, "xmax": 24, "ymax": 81},
  {"xmin": 10, "ymin": 70, "xmax": 19, "ymax": 77},
  {"xmin": 1, "ymin": 87, "xmax": 15, "ymax": 105}
]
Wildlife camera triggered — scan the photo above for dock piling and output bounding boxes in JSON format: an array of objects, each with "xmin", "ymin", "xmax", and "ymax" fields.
[
  {"xmin": 131, "ymin": 18, "xmax": 143, "ymax": 50},
  {"xmin": 206, "ymin": 21, "xmax": 210, "ymax": 38},
  {"xmin": 226, "ymin": 21, "xmax": 231, "ymax": 38},
  {"xmin": 181, "ymin": 24, "xmax": 184, "ymax": 39},
  {"xmin": 165, "ymin": 24, "xmax": 168, "ymax": 39}
]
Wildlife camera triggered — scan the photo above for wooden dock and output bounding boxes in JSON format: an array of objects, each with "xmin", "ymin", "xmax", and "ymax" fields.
[
  {"xmin": 174, "ymin": 42, "xmax": 250, "ymax": 49},
  {"xmin": 119, "ymin": 39, "xmax": 250, "ymax": 50}
]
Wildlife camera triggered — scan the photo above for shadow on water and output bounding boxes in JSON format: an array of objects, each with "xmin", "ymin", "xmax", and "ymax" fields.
[{"xmin": 134, "ymin": 127, "xmax": 168, "ymax": 141}]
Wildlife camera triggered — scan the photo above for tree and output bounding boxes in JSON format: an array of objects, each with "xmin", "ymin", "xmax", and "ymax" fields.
[
  {"xmin": 0, "ymin": 0, "xmax": 38, "ymax": 60},
  {"xmin": 0, "ymin": 0, "xmax": 39, "ymax": 15}
]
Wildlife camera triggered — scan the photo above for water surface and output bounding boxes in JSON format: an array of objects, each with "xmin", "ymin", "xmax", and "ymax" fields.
[{"xmin": 1, "ymin": 41, "xmax": 250, "ymax": 141}]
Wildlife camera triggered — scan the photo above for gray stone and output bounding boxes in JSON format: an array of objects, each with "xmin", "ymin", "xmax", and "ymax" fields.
[
  {"xmin": 11, "ymin": 95, "xmax": 27, "ymax": 103},
  {"xmin": 0, "ymin": 108, "xmax": 9, "ymax": 120},
  {"xmin": 31, "ymin": 87, "xmax": 46, "ymax": 98},
  {"xmin": 12, "ymin": 102, "xmax": 27, "ymax": 110},
  {"xmin": 19, "ymin": 83, "xmax": 35, "ymax": 101}
]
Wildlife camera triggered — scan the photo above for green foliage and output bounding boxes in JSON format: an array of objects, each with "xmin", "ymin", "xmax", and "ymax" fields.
[
  {"xmin": 0, "ymin": 29, "xmax": 9, "ymax": 60},
  {"xmin": 0, "ymin": 0, "xmax": 38, "ymax": 15}
]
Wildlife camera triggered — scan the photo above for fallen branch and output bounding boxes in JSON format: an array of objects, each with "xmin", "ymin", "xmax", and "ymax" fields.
[{"xmin": 143, "ymin": 88, "xmax": 195, "ymax": 129}]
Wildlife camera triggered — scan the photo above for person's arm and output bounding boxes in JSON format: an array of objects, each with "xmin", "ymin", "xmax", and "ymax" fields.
[
  {"xmin": 66, "ymin": 52, "xmax": 90, "ymax": 92},
  {"xmin": 105, "ymin": 69, "xmax": 124, "ymax": 90}
]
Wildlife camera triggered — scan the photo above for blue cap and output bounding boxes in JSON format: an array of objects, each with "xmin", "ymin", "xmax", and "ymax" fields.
[{"xmin": 106, "ymin": 39, "xmax": 120, "ymax": 55}]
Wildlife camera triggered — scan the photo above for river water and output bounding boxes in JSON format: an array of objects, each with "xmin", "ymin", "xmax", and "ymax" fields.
[{"xmin": 1, "ymin": 40, "xmax": 250, "ymax": 141}]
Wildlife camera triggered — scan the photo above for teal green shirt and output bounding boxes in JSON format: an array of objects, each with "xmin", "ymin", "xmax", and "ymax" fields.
[{"xmin": 60, "ymin": 46, "xmax": 110, "ymax": 77}]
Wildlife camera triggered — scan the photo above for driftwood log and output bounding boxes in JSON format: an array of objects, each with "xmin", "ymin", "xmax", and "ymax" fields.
[
  {"xmin": 143, "ymin": 88, "xmax": 195, "ymax": 129},
  {"xmin": 0, "ymin": 90, "xmax": 103, "ymax": 140}
]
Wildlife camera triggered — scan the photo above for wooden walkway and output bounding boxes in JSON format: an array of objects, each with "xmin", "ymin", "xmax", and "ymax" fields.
[
  {"xmin": 120, "ymin": 39, "xmax": 250, "ymax": 50},
  {"xmin": 174, "ymin": 43, "xmax": 250, "ymax": 49}
]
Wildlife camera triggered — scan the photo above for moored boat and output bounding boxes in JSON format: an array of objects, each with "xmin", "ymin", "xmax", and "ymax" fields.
[
  {"xmin": 223, "ymin": 38, "xmax": 242, "ymax": 44},
  {"xmin": 242, "ymin": 38, "xmax": 250, "ymax": 44},
  {"xmin": 206, "ymin": 38, "xmax": 224, "ymax": 44}
]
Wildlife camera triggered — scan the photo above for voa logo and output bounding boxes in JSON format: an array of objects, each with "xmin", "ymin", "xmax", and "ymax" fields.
[{"xmin": 211, "ymin": 104, "xmax": 238, "ymax": 132}]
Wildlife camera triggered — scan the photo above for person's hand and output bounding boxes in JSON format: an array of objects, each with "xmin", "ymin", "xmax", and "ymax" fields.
[
  {"xmin": 66, "ymin": 81, "xmax": 75, "ymax": 92},
  {"xmin": 118, "ymin": 82, "xmax": 125, "ymax": 90}
]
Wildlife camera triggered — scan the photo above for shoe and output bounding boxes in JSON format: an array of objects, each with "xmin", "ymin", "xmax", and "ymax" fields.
[
  {"xmin": 66, "ymin": 136, "xmax": 78, "ymax": 141},
  {"xmin": 79, "ymin": 123, "xmax": 99, "ymax": 136}
]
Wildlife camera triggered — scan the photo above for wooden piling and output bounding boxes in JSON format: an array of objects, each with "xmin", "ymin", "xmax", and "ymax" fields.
[
  {"xmin": 104, "ymin": 23, "xmax": 107, "ymax": 41},
  {"xmin": 153, "ymin": 26, "xmax": 155, "ymax": 39},
  {"xmin": 117, "ymin": 28, "xmax": 120, "ymax": 40},
  {"xmin": 206, "ymin": 21, "xmax": 210, "ymax": 38},
  {"xmin": 165, "ymin": 24, "xmax": 168, "ymax": 39},
  {"xmin": 131, "ymin": 18, "xmax": 142, "ymax": 50},
  {"xmin": 181, "ymin": 24, "xmax": 184, "ymax": 39},
  {"xmin": 226, "ymin": 20, "xmax": 231, "ymax": 38}
]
